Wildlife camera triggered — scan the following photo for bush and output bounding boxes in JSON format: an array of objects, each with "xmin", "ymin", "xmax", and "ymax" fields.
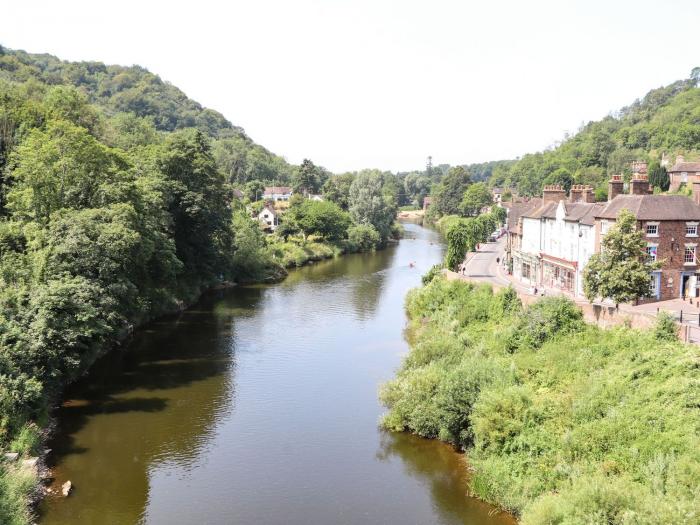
[
  {"xmin": 381, "ymin": 279, "xmax": 700, "ymax": 522},
  {"xmin": 654, "ymin": 311, "xmax": 678, "ymax": 341},
  {"xmin": 346, "ymin": 224, "xmax": 380, "ymax": 253},
  {"xmin": 421, "ymin": 264, "xmax": 444, "ymax": 285}
]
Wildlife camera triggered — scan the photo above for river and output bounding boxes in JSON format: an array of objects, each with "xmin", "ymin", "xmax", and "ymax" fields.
[{"xmin": 39, "ymin": 222, "xmax": 514, "ymax": 525}]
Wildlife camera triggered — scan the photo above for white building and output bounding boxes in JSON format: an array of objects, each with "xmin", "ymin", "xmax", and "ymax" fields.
[
  {"xmin": 257, "ymin": 205, "xmax": 279, "ymax": 231},
  {"xmin": 513, "ymin": 185, "xmax": 602, "ymax": 297},
  {"xmin": 263, "ymin": 186, "xmax": 293, "ymax": 201}
]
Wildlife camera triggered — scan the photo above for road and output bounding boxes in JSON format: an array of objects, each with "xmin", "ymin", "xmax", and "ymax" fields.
[{"xmin": 461, "ymin": 237, "xmax": 510, "ymax": 287}]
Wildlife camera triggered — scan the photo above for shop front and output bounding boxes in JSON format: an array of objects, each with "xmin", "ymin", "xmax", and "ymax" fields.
[{"xmin": 540, "ymin": 254, "xmax": 577, "ymax": 295}]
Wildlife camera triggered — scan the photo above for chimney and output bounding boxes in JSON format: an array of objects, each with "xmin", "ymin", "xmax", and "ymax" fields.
[
  {"xmin": 631, "ymin": 161, "xmax": 648, "ymax": 175},
  {"xmin": 676, "ymin": 154, "xmax": 685, "ymax": 166},
  {"xmin": 582, "ymin": 185, "xmax": 596, "ymax": 203},
  {"xmin": 608, "ymin": 175, "xmax": 624, "ymax": 201},
  {"xmin": 693, "ymin": 182, "xmax": 700, "ymax": 206},
  {"xmin": 569, "ymin": 184, "xmax": 583, "ymax": 203},
  {"xmin": 630, "ymin": 174, "xmax": 651, "ymax": 195},
  {"xmin": 542, "ymin": 184, "xmax": 566, "ymax": 204}
]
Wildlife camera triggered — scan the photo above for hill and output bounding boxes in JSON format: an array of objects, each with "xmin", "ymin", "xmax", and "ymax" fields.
[{"xmin": 489, "ymin": 70, "xmax": 700, "ymax": 197}]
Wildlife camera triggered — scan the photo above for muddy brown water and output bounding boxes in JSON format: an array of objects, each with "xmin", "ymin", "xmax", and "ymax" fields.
[{"xmin": 39, "ymin": 222, "xmax": 515, "ymax": 525}]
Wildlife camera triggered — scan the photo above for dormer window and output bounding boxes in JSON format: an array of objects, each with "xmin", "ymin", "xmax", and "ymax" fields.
[{"xmin": 646, "ymin": 222, "xmax": 659, "ymax": 237}]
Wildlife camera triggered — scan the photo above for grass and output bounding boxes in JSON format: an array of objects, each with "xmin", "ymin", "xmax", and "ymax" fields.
[
  {"xmin": 380, "ymin": 277, "xmax": 700, "ymax": 524},
  {"xmin": 0, "ymin": 464, "xmax": 36, "ymax": 525},
  {"xmin": 267, "ymin": 236, "xmax": 341, "ymax": 268}
]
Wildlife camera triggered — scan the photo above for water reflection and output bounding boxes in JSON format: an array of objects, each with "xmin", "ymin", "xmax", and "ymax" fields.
[{"xmin": 377, "ymin": 432, "xmax": 516, "ymax": 525}]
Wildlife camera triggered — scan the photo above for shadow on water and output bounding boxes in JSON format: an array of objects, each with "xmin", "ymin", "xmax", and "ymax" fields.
[
  {"xmin": 377, "ymin": 432, "xmax": 516, "ymax": 525},
  {"xmin": 38, "ymin": 287, "xmax": 267, "ymax": 524}
]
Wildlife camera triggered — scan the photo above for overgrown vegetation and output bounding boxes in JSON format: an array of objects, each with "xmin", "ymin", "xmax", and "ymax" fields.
[{"xmin": 381, "ymin": 277, "xmax": 700, "ymax": 524}]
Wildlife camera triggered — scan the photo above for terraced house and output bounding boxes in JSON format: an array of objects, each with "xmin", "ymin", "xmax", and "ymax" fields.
[{"xmin": 510, "ymin": 170, "xmax": 700, "ymax": 303}]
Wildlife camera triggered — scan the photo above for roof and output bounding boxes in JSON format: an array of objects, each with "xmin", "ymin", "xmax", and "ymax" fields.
[
  {"xmin": 263, "ymin": 186, "xmax": 292, "ymax": 194},
  {"xmin": 492, "ymin": 187, "xmax": 502, "ymax": 194},
  {"xmin": 506, "ymin": 198, "xmax": 543, "ymax": 232},
  {"xmin": 523, "ymin": 201, "xmax": 605, "ymax": 226},
  {"xmin": 596, "ymin": 195, "xmax": 700, "ymax": 221},
  {"xmin": 668, "ymin": 162, "xmax": 700, "ymax": 173}
]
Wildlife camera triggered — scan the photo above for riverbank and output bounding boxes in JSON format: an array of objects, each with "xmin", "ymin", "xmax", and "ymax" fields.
[{"xmin": 380, "ymin": 276, "xmax": 700, "ymax": 524}]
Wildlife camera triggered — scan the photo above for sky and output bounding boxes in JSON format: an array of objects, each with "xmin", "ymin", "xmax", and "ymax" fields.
[{"xmin": 2, "ymin": 0, "xmax": 699, "ymax": 173}]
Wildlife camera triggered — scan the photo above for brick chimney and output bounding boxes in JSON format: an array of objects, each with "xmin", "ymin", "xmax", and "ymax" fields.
[
  {"xmin": 630, "ymin": 174, "xmax": 651, "ymax": 195},
  {"xmin": 608, "ymin": 175, "xmax": 624, "ymax": 201},
  {"xmin": 631, "ymin": 161, "xmax": 648, "ymax": 175},
  {"xmin": 542, "ymin": 185, "xmax": 567, "ymax": 204},
  {"xmin": 582, "ymin": 185, "xmax": 596, "ymax": 203},
  {"xmin": 569, "ymin": 184, "xmax": 583, "ymax": 203},
  {"xmin": 693, "ymin": 182, "xmax": 700, "ymax": 206},
  {"xmin": 676, "ymin": 154, "xmax": 685, "ymax": 165}
]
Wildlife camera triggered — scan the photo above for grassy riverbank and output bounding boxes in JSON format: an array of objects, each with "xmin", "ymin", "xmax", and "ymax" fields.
[{"xmin": 380, "ymin": 277, "xmax": 700, "ymax": 524}]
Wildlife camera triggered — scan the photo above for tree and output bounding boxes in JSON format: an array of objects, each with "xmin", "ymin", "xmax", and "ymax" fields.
[
  {"xmin": 691, "ymin": 66, "xmax": 700, "ymax": 87},
  {"xmin": 293, "ymin": 158, "xmax": 322, "ymax": 195},
  {"xmin": 648, "ymin": 159, "xmax": 669, "ymax": 191},
  {"xmin": 286, "ymin": 200, "xmax": 350, "ymax": 241},
  {"xmin": 461, "ymin": 182, "xmax": 492, "ymax": 216},
  {"xmin": 322, "ymin": 173, "xmax": 355, "ymax": 210},
  {"xmin": 433, "ymin": 166, "xmax": 471, "ymax": 216},
  {"xmin": 583, "ymin": 209, "xmax": 660, "ymax": 304},
  {"xmin": 348, "ymin": 170, "xmax": 397, "ymax": 243},
  {"xmin": 6, "ymin": 120, "xmax": 130, "ymax": 222},
  {"xmin": 244, "ymin": 180, "xmax": 265, "ymax": 201}
]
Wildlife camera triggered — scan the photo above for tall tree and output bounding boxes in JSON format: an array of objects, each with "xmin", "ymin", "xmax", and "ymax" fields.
[
  {"xmin": 583, "ymin": 209, "xmax": 660, "ymax": 304},
  {"xmin": 433, "ymin": 166, "xmax": 471, "ymax": 216},
  {"xmin": 348, "ymin": 170, "xmax": 396, "ymax": 243},
  {"xmin": 461, "ymin": 182, "xmax": 493, "ymax": 216}
]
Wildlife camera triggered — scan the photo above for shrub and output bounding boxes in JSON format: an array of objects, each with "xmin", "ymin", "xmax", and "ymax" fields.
[
  {"xmin": 654, "ymin": 311, "xmax": 678, "ymax": 341},
  {"xmin": 346, "ymin": 224, "xmax": 380, "ymax": 253},
  {"xmin": 421, "ymin": 264, "xmax": 444, "ymax": 285}
]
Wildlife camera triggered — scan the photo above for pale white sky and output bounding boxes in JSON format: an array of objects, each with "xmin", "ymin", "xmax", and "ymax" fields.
[{"xmin": 3, "ymin": 0, "xmax": 699, "ymax": 172}]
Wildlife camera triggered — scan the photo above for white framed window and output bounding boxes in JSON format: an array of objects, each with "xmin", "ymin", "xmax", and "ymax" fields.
[
  {"xmin": 645, "ymin": 244, "xmax": 658, "ymax": 262},
  {"xmin": 686, "ymin": 222, "xmax": 699, "ymax": 237},
  {"xmin": 682, "ymin": 172, "xmax": 688, "ymax": 183},
  {"xmin": 684, "ymin": 244, "xmax": 697, "ymax": 265},
  {"xmin": 650, "ymin": 274, "xmax": 659, "ymax": 297},
  {"xmin": 601, "ymin": 220, "xmax": 611, "ymax": 235},
  {"xmin": 645, "ymin": 222, "xmax": 659, "ymax": 237}
]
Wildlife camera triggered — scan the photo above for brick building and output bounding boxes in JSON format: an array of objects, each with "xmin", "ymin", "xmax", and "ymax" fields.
[
  {"xmin": 668, "ymin": 155, "xmax": 700, "ymax": 191},
  {"xmin": 594, "ymin": 185, "xmax": 700, "ymax": 301}
]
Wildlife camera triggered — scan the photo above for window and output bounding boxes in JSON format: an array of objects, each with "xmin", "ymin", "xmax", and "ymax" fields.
[
  {"xmin": 682, "ymin": 172, "xmax": 688, "ymax": 183},
  {"xmin": 687, "ymin": 222, "xmax": 699, "ymax": 237},
  {"xmin": 650, "ymin": 274, "xmax": 658, "ymax": 297},
  {"xmin": 684, "ymin": 245, "xmax": 696, "ymax": 265},
  {"xmin": 646, "ymin": 223, "xmax": 659, "ymax": 236},
  {"xmin": 601, "ymin": 220, "xmax": 611, "ymax": 235},
  {"xmin": 645, "ymin": 244, "xmax": 658, "ymax": 262}
]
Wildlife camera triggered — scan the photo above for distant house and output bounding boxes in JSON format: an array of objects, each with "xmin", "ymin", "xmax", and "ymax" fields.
[
  {"xmin": 263, "ymin": 186, "xmax": 293, "ymax": 201},
  {"xmin": 257, "ymin": 203, "xmax": 279, "ymax": 231},
  {"xmin": 423, "ymin": 196, "xmax": 432, "ymax": 211},
  {"xmin": 668, "ymin": 155, "xmax": 700, "ymax": 191},
  {"xmin": 308, "ymin": 194, "xmax": 324, "ymax": 202},
  {"xmin": 492, "ymin": 187, "xmax": 503, "ymax": 204}
]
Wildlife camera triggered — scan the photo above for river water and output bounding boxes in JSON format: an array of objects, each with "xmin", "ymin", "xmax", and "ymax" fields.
[{"xmin": 39, "ymin": 222, "xmax": 514, "ymax": 525}]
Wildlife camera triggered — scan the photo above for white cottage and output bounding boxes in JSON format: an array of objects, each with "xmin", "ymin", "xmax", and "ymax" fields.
[{"xmin": 257, "ymin": 204, "xmax": 279, "ymax": 231}]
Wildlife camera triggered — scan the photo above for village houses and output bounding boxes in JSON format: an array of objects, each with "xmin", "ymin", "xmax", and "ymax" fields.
[{"xmin": 507, "ymin": 164, "xmax": 700, "ymax": 303}]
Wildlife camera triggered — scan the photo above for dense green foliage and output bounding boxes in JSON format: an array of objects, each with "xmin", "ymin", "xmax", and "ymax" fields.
[
  {"xmin": 443, "ymin": 207, "xmax": 506, "ymax": 270},
  {"xmin": 381, "ymin": 278, "xmax": 700, "ymax": 524},
  {"xmin": 488, "ymin": 72, "xmax": 700, "ymax": 197},
  {"xmin": 584, "ymin": 209, "xmax": 660, "ymax": 303}
]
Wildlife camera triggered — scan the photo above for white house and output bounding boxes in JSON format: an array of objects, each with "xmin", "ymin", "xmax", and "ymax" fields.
[
  {"xmin": 308, "ymin": 194, "xmax": 324, "ymax": 202},
  {"xmin": 257, "ymin": 204, "xmax": 279, "ymax": 231},
  {"xmin": 513, "ymin": 185, "xmax": 602, "ymax": 297},
  {"xmin": 263, "ymin": 186, "xmax": 293, "ymax": 201}
]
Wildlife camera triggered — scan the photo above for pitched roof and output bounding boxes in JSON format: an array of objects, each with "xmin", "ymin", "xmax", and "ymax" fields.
[
  {"xmin": 523, "ymin": 201, "xmax": 605, "ymax": 226},
  {"xmin": 596, "ymin": 195, "xmax": 700, "ymax": 221},
  {"xmin": 506, "ymin": 198, "xmax": 543, "ymax": 231},
  {"xmin": 263, "ymin": 186, "xmax": 292, "ymax": 194},
  {"xmin": 668, "ymin": 162, "xmax": 700, "ymax": 173}
]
